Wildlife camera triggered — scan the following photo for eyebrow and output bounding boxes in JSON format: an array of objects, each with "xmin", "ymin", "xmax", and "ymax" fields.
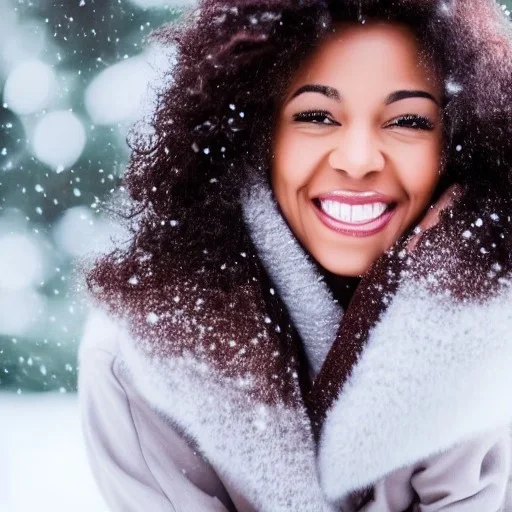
[
  {"xmin": 287, "ymin": 85, "xmax": 439, "ymax": 106},
  {"xmin": 288, "ymin": 84, "xmax": 340, "ymax": 102},
  {"xmin": 385, "ymin": 90, "xmax": 439, "ymax": 106}
]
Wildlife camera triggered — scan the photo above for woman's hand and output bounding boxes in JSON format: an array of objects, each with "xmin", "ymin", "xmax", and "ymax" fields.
[{"xmin": 406, "ymin": 183, "xmax": 464, "ymax": 252}]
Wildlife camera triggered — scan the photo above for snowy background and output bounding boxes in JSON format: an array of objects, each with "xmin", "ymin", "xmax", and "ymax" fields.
[
  {"xmin": 0, "ymin": 0, "xmax": 195, "ymax": 510},
  {"xmin": 1, "ymin": 0, "xmax": 512, "ymax": 511}
]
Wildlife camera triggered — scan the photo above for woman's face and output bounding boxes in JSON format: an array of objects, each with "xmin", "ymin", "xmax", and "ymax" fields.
[{"xmin": 271, "ymin": 22, "xmax": 443, "ymax": 277}]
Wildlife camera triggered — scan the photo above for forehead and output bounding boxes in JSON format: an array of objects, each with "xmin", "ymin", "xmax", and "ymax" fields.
[{"xmin": 286, "ymin": 22, "xmax": 440, "ymax": 97}]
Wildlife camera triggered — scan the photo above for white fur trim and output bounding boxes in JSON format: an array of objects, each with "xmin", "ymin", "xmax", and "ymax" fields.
[
  {"xmin": 241, "ymin": 177, "xmax": 342, "ymax": 377},
  {"xmin": 318, "ymin": 280, "xmax": 512, "ymax": 501},
  {"xmin": 83, "ymin": 175, "xmax": 512, "ymax": 506},
  {"xmin": 117, "ymin": 328, "xmax": 336, "ymax": 512}
]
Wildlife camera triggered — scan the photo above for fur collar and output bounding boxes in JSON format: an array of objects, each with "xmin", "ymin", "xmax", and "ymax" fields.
[
  {"xmin": 240, "ymin": 176, "xmax": 342, "ymax": 377},
  {"xmin": 100, "ymin": 177, "xmax": 512, "ymax": 510},
  {"xmin": 242, "ymin": 176, "xmax": 512, "ymax": 500},
  {"xmin": 317, "ymin": 280, "xmax": 512, "ymax": 500}
]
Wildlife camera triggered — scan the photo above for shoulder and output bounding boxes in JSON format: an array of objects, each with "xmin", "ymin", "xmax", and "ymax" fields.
[
  {"xmin": 77, "ymin": 309, "xmax": 235, "ymax": 512},
  {"xmin": 79, "ymin": 307, "xmax": 124, "ymax": 359},
  {"xmin": 78, "ymin": 307, "xmax": 182, "ymax": 438},
  {"xmin": 78, "ymin": 308, "xmax": 133, "ymax": 419},
  {"xmin": 77, "ymin": 307, "xmax": 165, "ymax": 472},
  {"xmin": 78, "ymin": 307, "xmax": 138, "ymax": 418}
]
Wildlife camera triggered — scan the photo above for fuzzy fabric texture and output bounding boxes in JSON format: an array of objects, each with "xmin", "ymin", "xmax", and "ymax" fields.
[
  {"xmin": 240, "ymin": 175, "xmax": 342, "ymax": 378},
  {"xmin": 94, "ymin": 175, "xmax": 512, "ymax": 511},
  {"xmin": 117, "ymin": 329, "xmax": 335, "ymax": 512},
  {"xmin": 317, "ymin": 280, "xmax": 512, "ymax": 501}
]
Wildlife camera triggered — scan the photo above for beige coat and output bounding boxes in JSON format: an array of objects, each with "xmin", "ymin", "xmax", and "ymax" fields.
[
  {"xmin": 79, "ymin": 180, "xmax": 512, "ymax": 511},
  {"xmin": 79, "ymin": 315, "xmax": 512, "ymax": 512}
]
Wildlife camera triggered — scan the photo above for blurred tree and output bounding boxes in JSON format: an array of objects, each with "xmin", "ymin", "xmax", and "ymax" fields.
[{"xmin": 0, "ymin": 0, "xmax": 186, "ymax": 392}]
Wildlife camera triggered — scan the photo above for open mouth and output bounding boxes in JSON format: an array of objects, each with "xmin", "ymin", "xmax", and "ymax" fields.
[
  {"xmin": 312, "ymin": 196, "xmax": 397, "ymax": 237},
  {"xmin": 315, "ymin": 199, "xmax": 395, "ymax": 224}
]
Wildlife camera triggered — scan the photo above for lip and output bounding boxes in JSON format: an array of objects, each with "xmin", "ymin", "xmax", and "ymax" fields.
[
  {"xmin": 316, "ymin": 190, "xmax": 395, "ymax": 206},
  {"xmin": 312, "ymin": 197, "xmax": 397, "ymax": 237}
]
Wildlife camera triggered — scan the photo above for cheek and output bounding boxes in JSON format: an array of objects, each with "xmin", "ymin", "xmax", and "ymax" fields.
[
  {"xmin": 400, "ymin": 149, "xmax": 440, "ymax": 210},
  {"xmin": 272, "ymin": 130, "xmax": 322, "ymax": 192}
]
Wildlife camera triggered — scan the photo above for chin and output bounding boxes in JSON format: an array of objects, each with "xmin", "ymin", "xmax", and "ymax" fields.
[{"xmin": 315, "ymin": 254, "xmax": 375, "ymax": 278}]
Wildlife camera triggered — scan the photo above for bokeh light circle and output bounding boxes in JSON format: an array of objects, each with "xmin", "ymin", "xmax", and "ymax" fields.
[
  {"xmin": 32, "ymin": 110, "xmax": 86, "ymax": 170},
  {"xmin": 53, "ymin": 206, "xmax": 129, "ymax": 259},
  {"xmin": 0, "ymin": 233, "xmax": 45, "ymax": 290},
  {"xmin": 85, "ymin": 56, "xmax": 155, "ymax": 125},
  {"xmin": 0, "ymin": 290, "xmax": 45, "ymax": 336},
  {"xmin": 3, "ymin": 59, "xmax": 57, "ymax": 116}
]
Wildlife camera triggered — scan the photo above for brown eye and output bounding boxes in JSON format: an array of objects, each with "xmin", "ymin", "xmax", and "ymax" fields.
[
  {"xmin": 387, "ymin": 114, "xmax": 434, "ymax": 131},
  {"xmin": 293, "ymin": 110, "xmax": 340, "ymax": 126}
]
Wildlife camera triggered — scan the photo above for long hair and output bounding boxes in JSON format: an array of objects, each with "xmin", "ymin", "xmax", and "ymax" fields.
[{"xmin": 88, "ymin": 0, "xmax": 512, "ymax": 314}]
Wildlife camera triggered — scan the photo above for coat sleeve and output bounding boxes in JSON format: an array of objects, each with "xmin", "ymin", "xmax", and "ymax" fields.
[
  {"xmin": 78, "ymin": 333, "xmax": 233, "ymax": 512},
  {"xmin": 410, "ymin": 427, "xmax": 511, "ymax": 511}
]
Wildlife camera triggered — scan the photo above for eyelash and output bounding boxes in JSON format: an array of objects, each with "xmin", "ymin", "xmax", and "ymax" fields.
[
  {"xmin": 292, "ymin": 110, "xmax": 435, "ymax": 131},
  {"xmin": 387, "ymin": 114, "xmax": 434, "ymax": 131},
  {"xmin": 293, "ymin": 110, "xmax": 338, "ymax": 125}
]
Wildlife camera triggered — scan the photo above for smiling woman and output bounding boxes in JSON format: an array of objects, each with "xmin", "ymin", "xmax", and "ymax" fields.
[
  {"xmin": 80, "ymin": 1, "xmax": 512, "ymax": 511},
  {"xmin": 272, "ymin": 22, "xmax": 444, "ymax": 276}
]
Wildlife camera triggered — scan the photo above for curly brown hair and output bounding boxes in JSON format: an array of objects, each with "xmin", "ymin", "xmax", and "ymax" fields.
[{"xmin": 88, "ymin": 0, "xmax": 512, "ymax": 312}]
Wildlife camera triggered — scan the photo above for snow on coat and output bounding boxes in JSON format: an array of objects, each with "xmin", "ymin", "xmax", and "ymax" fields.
[{"xmin": 80, "ymin": 174, "xmax": 512, "ymax": 511}]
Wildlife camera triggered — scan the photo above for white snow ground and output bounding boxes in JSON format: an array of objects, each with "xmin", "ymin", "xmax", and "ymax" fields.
[{"xmin": 0, "ymin": 392, "xmax": 107, "ymax": 512}]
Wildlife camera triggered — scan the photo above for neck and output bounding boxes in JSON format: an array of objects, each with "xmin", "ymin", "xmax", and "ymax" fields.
[{"xmin": 317, "ymin": 266, "xmax": 360, "ymax": 311}]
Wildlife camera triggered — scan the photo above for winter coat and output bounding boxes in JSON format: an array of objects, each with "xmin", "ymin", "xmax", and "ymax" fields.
[{"xmin": 79, "ymin": 176, "xmax": 512, "ymax": 512}]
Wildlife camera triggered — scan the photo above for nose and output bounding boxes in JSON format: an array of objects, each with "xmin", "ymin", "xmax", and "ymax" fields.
[{"xmin": 327, "ymin": 124, "xmax": 385, "ymax": 179}]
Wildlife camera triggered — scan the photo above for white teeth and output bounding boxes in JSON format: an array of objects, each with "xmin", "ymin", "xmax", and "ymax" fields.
[
  {"xmin": 340, "ymin": 203, "xmax": 350, "ymax": 222},
  {"xmin": 319, "ymin": 200, "xmax": 388, "ymax": 223}
]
